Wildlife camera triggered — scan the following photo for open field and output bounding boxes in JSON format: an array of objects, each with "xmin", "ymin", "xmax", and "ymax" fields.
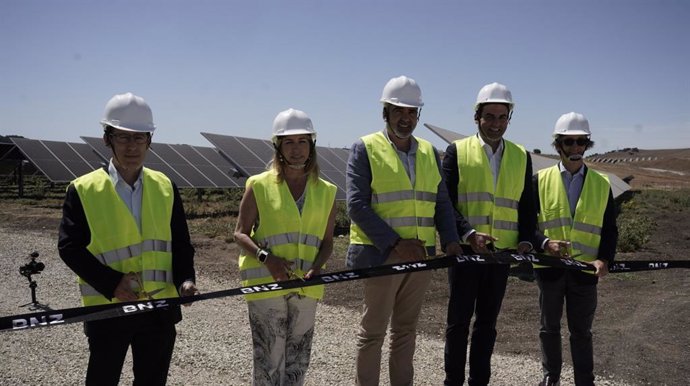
[{"xmin": 1, "ymin": 153, "xmax": 688, "ymax": 385}]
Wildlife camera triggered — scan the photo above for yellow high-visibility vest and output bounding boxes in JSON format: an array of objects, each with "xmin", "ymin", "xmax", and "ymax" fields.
[
  {"xmin": 455, "ymin": 136, "xmax": 526, "ymax": 249},
  {"xmin": 535, "ymin": 165, "xmax": 610, "ymax": 273},
  {"xmin": 349, "ymin": 132, "xmax": 440, "ymax": 250},
  {"xmin": 73, "ymin": 168, "xmax": 177, "ymax": 306},
  {"xmin": 239, "ymin": 170, "xmax": 336, "ymax": 301}
]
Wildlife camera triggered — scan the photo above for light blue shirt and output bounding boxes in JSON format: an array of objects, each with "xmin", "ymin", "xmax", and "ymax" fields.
[
  {"xmin": 558, "ymin": 162, "xmax": 585, "ymax": 216},
  {"xmin": 107, "ymin": 160, "xmax": 143, "ymax": 231}
]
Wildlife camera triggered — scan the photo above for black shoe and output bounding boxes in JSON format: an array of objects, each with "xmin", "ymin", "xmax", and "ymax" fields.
[{"xmin": 538, "ymin": 375, "xmax": 560, "ymax": 386}]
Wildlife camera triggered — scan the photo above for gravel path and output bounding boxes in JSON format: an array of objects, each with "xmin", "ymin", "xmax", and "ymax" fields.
[{"xmin": 0, "ymin": 227, "xmax": 634, "ymax": 385}]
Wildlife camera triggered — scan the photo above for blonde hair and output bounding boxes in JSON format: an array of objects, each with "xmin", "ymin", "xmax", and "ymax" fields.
[{"xmin": 270, "ymin": 137, "xmax": 320, "ymax": 183}]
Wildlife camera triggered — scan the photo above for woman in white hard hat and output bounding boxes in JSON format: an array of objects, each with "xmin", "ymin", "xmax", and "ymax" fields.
[
  {"xmin": 234, "ymin": 108, "xmax": 337, "ymax": 385},
  {"xmin": 532, "ymin": 112, "xmax": 618, "ymax": 386}
]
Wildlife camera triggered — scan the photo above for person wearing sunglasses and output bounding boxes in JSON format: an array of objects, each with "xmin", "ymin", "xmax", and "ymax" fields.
[
  {"xmin": 441, "ymin": 82, "xmax": 537, "ymax": 386},
  {"xmin": 532, "ymin": 112, "xmax": 618, "ymax": 386},
  {"xmin": 58, "ymin": 92, "xmax": 198, "ymax": 385}
]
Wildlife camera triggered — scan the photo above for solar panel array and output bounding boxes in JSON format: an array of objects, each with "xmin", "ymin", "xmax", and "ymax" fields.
[
  {"xmin": 202, "ymin": 132, "xmax": 348, "ymax": 199},
  {"xmin": 80, "ymin": 137, "xmax": 242, "ymax": 188},
  {"xmin": 10, "ymin": 138, "xmax": 105, "ymax": 182},
  {"xmin": 9, "ymin": 132, "xmax": 351, "ymax": 198},
  {"xmin": 424, "ymin": 123, "xmax": 631, "ymax": 198}
]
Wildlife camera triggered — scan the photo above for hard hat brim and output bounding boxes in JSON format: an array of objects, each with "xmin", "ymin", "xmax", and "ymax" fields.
[
  {"xmin": 380, "ymin": 99, "xmax": 424, "ymax": 108},
  {"xmin": 100, "ymin": 120, "xmax": 156, "ymax": 133},
  {"xmin": 474, "ymin": 100, "xmax": 514, "ymax": 111},
  {"xmin": 554, "ymin": 130, "xmax": 591, "ymax": 137}
]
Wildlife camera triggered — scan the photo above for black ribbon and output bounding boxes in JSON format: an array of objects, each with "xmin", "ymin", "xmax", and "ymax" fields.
[{"xmin": 2, "ymin": 251, "xmax": 687, "ymax": 332}]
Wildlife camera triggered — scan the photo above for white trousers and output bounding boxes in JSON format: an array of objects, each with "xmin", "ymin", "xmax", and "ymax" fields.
[{"xmin": 247, "ymin": 294, "xmax": 318, "ymax": 386}]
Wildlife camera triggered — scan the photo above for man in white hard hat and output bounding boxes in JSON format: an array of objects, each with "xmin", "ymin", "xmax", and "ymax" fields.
[
  {"xmin": 532, "ymin": 112, "xmax": 617, "ymax": 386},
  {"xmin": 58, "ymin": 92, "xmax": 198, "ymax": 385},
  {"xmin": 442, "ymin": 82, "xmax": 537, "ymax": 386},
  {"xmin": 346, "ymin": 75, "xmax": 462, "ymax": 385}
]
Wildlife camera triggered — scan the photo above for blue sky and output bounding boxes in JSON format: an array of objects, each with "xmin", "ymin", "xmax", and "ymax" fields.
[{"xmin": 2, "ymin": 0, "xmax": 689, "ymax": 154}]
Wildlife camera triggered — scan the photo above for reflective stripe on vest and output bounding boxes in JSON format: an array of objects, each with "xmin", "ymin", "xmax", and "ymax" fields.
[
  {"xmin": 349, "ymin": 132, "xmax": 441, "ymax": 251},
  {"xmin": 238, "ymin": 170, "xmax": 336, "ymax": 301},
  {"xmin": 240, "ymin": 258, "xmax": 315, "ymax": 281},
  {"xmin": 455, "ymin": 136, "xmax": 526, "ymax": 249},
  {"xmin": 93, "ymin": 239, "xmax": 172, "ymax": 265},
  {"xmin": 535, "ymin": 165, "xmax": 610, "ymax": 272},
  {"xmin": 73, "ymin": 168, "xmax": 178, "ymax": 305},
  {"xmin": 258, "ymin": 232, "xmax": 322, "ymax": 251}
]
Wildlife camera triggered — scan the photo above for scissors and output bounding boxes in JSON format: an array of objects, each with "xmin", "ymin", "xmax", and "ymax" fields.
[{"xmin": 130, "ymin": 273, "xmax": 165, "ymax": 300}]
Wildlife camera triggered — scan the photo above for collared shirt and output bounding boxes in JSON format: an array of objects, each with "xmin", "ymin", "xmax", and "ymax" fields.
[
  {"xmin": 107, "ymin": 160, "xmax": 144, "ymax": 231},
  {"xmin": 476, "ymin": 134, "xmax": 504, "ymax": 187},
  {"xmin": 382, "ymin": 129, "xmax": 418, "ymax": 185},
  {"xmin": 559, "ymin": 162, "xmax": 585, "ymax": 215}
]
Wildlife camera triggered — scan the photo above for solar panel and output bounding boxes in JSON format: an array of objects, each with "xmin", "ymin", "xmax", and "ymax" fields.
[
  {"xmin": 327, "ymin": 147, "xmax": 351, "ymax": 163},
  {"xmin": 170, "ymin": 145, "xmax": 242, "ymax": 188},
  {"xmin": 424, "ymin": 123, "xmax": 468, "ymax": 144},
  {"xmin": 202, "ymin": 132, "xmax": 348, "ymax": 199},
  {"xmin": 10, "ymin": 138, "xmax": 91, "ymax": 182},
  {"xmin": 201, "ymin": 132, "xmax": 272, "ymax": 178},
  {"xmin": 315, "ymin": 146, "xmax": 347, "ymax": 195},
  {"xmin": 0, "ymin": 142, "xmax": 22, "ymax": 162},
  {"xmin": 80, "ymin": 136, "xmax": 111, "ymax": 161},
  {"xmin": 43, "ymin": 141, "xmax": 104, "ymax": 177},
  {"xmin": 150, "ymin": 144, "xmax": 215, "ymax": 188},
  {"xmin": 424, "ymin": 122, "xmax": 631, "ymax": 198}
]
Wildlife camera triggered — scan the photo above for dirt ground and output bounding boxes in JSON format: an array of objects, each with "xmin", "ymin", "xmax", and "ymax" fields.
[{"xmin": 1, "ymin": 155, "xmax": 688, "ymax": 385}]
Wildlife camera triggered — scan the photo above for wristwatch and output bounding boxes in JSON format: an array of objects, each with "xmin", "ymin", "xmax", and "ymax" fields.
[{"xmin": 256, "ymin": 249, "xmax": 269, "ymax": 263}]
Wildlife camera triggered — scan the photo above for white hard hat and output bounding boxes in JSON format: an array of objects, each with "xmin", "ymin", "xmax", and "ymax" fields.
[
  {"xmin": 474, "ymin": 82, "xmax": 514, "ymax": 111},
  {"xmin": 100, "ymin": 92, "xmax": 156, "ymax": 133},
  {"xmin": 380, "ymin": 75, "xmax": 424, "ymax": 108},
  {"xmin": 553, "ymin": 112, "xmax": 591, "ymax": 137},
  {"xmin": 271, "ymin": 108, "xmax": 316, "ymax": 145}
]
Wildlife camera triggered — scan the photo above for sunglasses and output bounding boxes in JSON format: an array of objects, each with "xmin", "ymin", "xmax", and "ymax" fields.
[{"xmin": 560, "ymin": 137, "xmax": 590, "ymax": 147}]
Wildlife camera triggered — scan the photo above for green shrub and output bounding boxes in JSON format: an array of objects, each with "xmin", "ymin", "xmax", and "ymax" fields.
[{"xmin": 617, "ymin": 214, "xmax": 656, "ymax": 252}]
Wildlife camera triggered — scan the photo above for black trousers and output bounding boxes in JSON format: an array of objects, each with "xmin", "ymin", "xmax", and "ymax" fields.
[
  {"xmin": 444, "ymin": 263, "xmax": 509, "ymax": 386},
  {"xmin": 85, "ymin": 321, "xmax": 177, "ymax": 386},
  {"xmin": 536, "ymin": 271, "xmax": 597, "ymax": 386}
]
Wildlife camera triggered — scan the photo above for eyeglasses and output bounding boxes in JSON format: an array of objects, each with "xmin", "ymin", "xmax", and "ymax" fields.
[
  {"xmin": 110, "ymin": 133, "xmax": 149, "ymax": 144},
  {"xmin": 560, "ymin": 137, "xmax": 590, "ymax": 147}
]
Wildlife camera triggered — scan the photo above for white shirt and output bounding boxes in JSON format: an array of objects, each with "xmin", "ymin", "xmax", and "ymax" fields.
[
  {"xmin": 477, "ymin": 134, "xmax": 504, "ymax": 188},
  {"xmin": 108, "ymin": 160, "xmax": 144, "ymax": 231}
]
